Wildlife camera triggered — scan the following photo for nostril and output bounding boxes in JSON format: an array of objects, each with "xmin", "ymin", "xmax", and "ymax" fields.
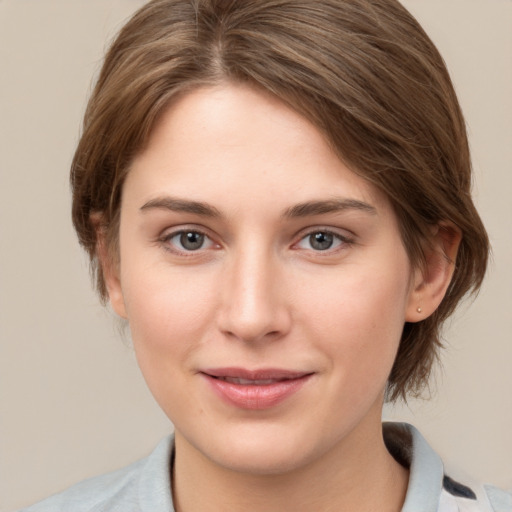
[{"xmin": 221, "ymin": 327, "xmax": 285, "ymax": 344}]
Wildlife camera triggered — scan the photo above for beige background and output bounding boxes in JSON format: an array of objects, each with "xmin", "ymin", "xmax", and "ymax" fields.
[{"xmin": 0, "ymin": 1, "xmax": 511, "ymax": 510}]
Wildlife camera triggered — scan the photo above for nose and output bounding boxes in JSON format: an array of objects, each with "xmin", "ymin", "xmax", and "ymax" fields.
[{"xmin": 216, "ymin": 245, "xmax": 292, "ymax": 344}]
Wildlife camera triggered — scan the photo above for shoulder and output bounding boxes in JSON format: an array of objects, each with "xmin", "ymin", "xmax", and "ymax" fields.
[
  {"xmin": 20, "ymin": 459, "xmax": 146, "ymax": 512},
  {"xmin": 20, "ymin": 436, "xmax": 175, "ymax": 512},
  {"xmin": 439, "ymin": 480, "xmax": 512, "ymax": 512},
  {"xmin": 483, "ymin": 485, "xmax": 512, "ymax": 512},
  {"xmin": 383, "ymin": 422, "xmax": 512, "ymax": 512}
]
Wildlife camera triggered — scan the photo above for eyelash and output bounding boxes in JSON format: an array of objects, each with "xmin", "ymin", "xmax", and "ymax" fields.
[
  {"xmin": 157, "ymin": 227, "xmax": 355, "ymax": 256},
  {"xmin": 158, "ymin": 228, "xmax": 217, "ymax": 255},
  {"xmin": 293, "ymin": 228, "xmax": 354, "ymax": 254}
]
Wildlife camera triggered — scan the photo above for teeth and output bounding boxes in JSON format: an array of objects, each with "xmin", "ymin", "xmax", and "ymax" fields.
[{"xmin": 221, "ymin": 377, "xmax": 279, "ymax": 385}]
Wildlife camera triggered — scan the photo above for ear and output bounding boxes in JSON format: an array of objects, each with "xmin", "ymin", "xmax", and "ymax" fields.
[
  {"xmin": 405, "ymin": 222, "xmax": 461, "ymax": 322},
  {"xmin": 91, "ymin": 213, "xmax": 128, "ymax": 319}
]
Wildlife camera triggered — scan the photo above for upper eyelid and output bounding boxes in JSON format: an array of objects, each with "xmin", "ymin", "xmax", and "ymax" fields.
[
  {"xmin": 158, "ymin": 229, "xmax": 218, "ymax": 256},
  {"xmin": 295, "ymin": 226, "xmax": 355, "ymax": 241},
  {"xmin": 157, "ymin": 225, "xmax": 355, "ymax": 248},
  {"xmin": 292, "ymin": 227, "xmax": 356, "ymax": 251},
  {"xmin": 159, "ymin": 224, "xmax": 213, "ymax": 239},
  {"xmin": 159, "ymin": 226, "xmax": 216, "ymax": 245}
]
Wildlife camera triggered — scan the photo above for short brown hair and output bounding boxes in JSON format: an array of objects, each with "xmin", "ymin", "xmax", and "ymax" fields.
[{"xmin": 71, "ymin": 0, "xmax": 489, "ymax": 401}]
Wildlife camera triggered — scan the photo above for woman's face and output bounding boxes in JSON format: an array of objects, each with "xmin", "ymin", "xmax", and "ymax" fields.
[{"xmin": 109, "ymin": 83, "xmax": 419, "ymax": 474}]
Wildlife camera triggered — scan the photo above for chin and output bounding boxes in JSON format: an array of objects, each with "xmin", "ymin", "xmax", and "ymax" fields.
[
  {"xmin": 209, "ymin": 441, "xmax": 314, "ymax": 476},
  {"xmin": 179, "ymin": 420, "xmax": 337, "ymax": 477}
]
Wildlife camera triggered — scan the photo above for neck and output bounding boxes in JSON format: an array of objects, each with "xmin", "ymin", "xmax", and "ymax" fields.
[{"xmin": 172, "ymin": 417, "xmax": 408, "ymax": 512}]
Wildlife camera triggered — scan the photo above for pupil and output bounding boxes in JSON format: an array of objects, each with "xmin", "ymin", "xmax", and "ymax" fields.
[
  {"xmin": 180, "ymin": 231, "xmax": 204, "ymax": 250},
  {"xmin": 310, "ymin": 232, "xmax": 333, "ymax": 250}
]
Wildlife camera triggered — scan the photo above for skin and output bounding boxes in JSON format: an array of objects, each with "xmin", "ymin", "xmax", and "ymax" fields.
[{"xmin": 102, "ymin": 83, "xmax": 457, "ymax": 512}]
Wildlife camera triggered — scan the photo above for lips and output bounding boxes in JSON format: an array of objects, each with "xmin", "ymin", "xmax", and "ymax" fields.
[
  {"xmin": 200, "ymin": 368, "xmax": 313, "ymax": 410},
  {"xmin": 217, "ymin": 377, "xmax": 285, "ymax": 385}
]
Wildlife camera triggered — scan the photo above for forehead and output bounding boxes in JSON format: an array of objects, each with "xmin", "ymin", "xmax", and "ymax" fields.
[{"xmin": 126, "ymin": 83, "xmax": 392, "ymax": 217}]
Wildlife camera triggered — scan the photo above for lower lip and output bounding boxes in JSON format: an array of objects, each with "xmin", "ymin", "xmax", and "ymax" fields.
[{"xmin": 202, "ymin": 374, "xmax": 312, "ymax": 410}]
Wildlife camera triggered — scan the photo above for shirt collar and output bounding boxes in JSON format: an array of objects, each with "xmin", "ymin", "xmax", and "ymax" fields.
[
  {"xmin": 384, "ymin": 422, "xmax": 444, "ymax": 512},
  {"xmin": 139, "ymin": 423, "xmax": 445, "ymax": 512}
]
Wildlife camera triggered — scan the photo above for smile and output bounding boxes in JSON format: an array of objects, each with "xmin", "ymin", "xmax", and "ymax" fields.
[
  {"xmin": 215, "ymin": 377, "xmax": 286, "ymax": 385},
  {"xmin": 200, "ymin": 368, "xmax": 313, "ymax": 410}
]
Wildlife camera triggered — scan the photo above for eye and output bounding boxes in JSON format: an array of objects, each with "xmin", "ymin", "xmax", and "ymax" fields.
[
  {"xmin": 296, "ymin": 230, "xmax": 348, "ymax": 251},
  {"xmin": 162, "ymin": 230, "xmax": 216, "ymax": 252}
]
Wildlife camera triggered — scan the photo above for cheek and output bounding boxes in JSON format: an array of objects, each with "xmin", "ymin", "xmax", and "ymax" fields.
[
  {"xmin": 297, "ymin": 262, "xmax": 410, "ymax": 372},
  {"xmin": 119, "ymin": 266, "xmax": 220, "ymax": 419},
  {"xmin": 120, "ymin": 264, "xmax": 217, "ymax": 363}
]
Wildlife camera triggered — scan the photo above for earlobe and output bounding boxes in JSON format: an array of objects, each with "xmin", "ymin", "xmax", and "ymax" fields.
[
  {"xmin": 91, "ymin": 213, "xmax": 128, "ymax": 319},
  {"xmin": 406, "ymin": 222, "xmax": 461, "ymax": 322}
]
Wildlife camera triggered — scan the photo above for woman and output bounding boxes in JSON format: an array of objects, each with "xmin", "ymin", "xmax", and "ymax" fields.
[{"xmin": 21, "ymin": 0, "xmax": 510, "ymax": 511}]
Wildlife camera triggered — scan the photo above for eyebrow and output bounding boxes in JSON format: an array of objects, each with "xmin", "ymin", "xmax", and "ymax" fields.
[
  {"xmin": 283, "ymin": 198, "xmax": 377, "ymax": 218},
  {"xmin": 139, "ymin": 196, "xmax": 377, "ymax": 219},
  {"xmin": 140, "ymin": 197, "xmax": 222, "ymax": 218}
]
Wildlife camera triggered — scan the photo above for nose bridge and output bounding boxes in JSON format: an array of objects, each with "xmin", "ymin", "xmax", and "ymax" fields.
[{"xmin": 218, "ymin": 240, "xmax": 289, "ymax": 343}]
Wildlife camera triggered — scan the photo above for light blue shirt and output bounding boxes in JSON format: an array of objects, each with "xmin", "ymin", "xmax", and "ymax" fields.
[{"xmin": 20, "ymin": 423, "xmax": 511, "ymax": 512}]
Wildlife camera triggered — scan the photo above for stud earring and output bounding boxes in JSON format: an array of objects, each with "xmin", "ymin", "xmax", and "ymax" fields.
[{"xmin": 417, "ymin": 307, "xmax": 422, "ymax": 313}]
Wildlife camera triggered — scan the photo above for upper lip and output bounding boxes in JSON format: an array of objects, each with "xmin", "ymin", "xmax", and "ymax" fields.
[{"xmin": 201, "ymin": 367, "xmax": 312, "ymax": 381}]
